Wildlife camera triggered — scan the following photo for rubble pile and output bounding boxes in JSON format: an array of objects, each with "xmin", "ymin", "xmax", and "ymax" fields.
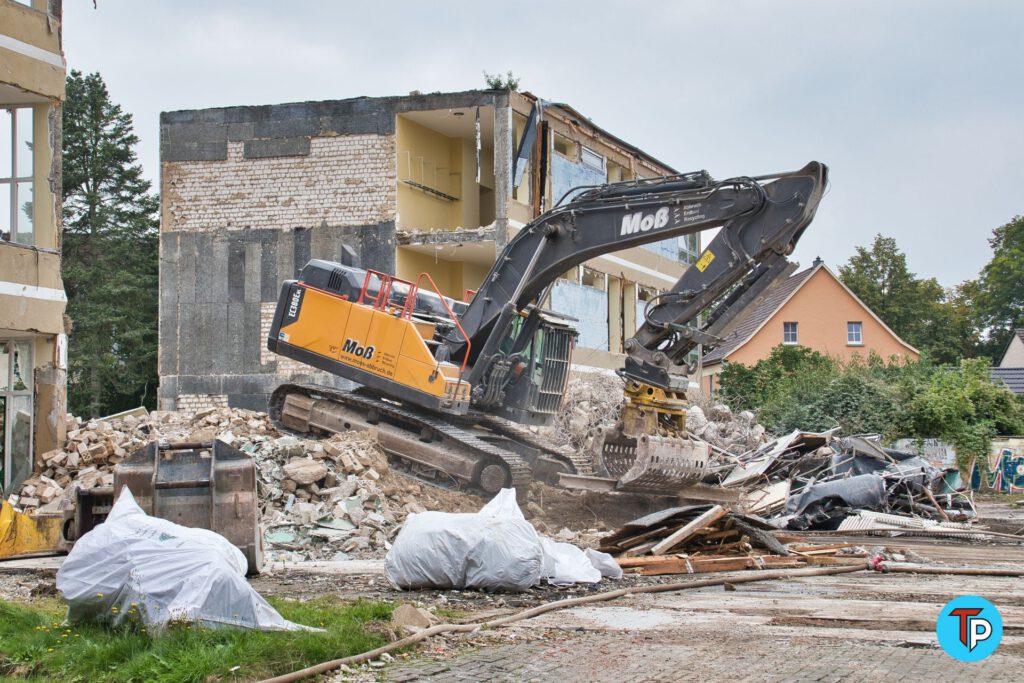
[
  {"xmin": 6, "ymin": 412, "xmax": 162, "ymax": 512},
  {"xmin": 547, "ymin": 370, "xmax": 624, "ymax": 448},
  {"xmin": 684, "ymin": 404, "xmax": 768, "ymax": 453},
  {"xmin": 547, "ymin": 371, "xmax": 771, "ymax": 455}
]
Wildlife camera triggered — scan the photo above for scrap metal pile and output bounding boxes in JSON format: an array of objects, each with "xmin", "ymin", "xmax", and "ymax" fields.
[
  {"xmin": 718, "ymin": 430, "xmax": 975, "ymax": 532},
  {"xmin": 598, "ymin": 429, "xmax": 992, "ymax": 577}
]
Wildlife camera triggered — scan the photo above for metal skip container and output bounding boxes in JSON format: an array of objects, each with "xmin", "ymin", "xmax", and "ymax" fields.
[{"xmin": 114, "ymin": 440, "xmax": 263, "ymax": 575}]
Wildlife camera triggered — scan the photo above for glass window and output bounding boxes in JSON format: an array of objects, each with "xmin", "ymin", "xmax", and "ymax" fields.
[
  {"xmin": 848, "ymin": 321, "xmax": 863, "ymax": 345},
  {"xmin": 783, "ymin": 321, "xmax": 798, "ymax": 344},
  {"xmin": 1, "ymin": 107, "xmax": 35, "ymax": 246}
]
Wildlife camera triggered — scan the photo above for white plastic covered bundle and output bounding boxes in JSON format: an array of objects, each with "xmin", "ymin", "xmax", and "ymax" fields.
[
  {"xmin": 56, "ymin": 487, "xmax": 313, "ymax": 632},
  {"xmin": 385, "ymin": 488, "xmax": 621, "ymax": 591}
]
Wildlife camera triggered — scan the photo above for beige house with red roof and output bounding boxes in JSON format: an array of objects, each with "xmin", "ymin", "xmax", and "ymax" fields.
[{"xmin": 700, "ymin": 259, "xmax": 919, "ymax": 396}]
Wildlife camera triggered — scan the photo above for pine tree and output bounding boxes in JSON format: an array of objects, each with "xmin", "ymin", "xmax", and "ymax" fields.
[{"xmin": 62, "ymin": 70, "xmax": 159, "ymax": 417}]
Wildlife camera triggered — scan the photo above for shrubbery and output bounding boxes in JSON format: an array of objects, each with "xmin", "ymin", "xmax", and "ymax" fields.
[{"xmin": 717, "ymin": 346, "xmax": 1024, "ymax": 472}]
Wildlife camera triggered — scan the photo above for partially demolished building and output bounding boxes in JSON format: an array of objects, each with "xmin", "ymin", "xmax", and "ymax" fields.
[
  {"xmin": 158, "ymin": 89, "xmax": 698, "ymax": 411},
  {"xmin": 0, "ymin": 0, "xmax": 67, "ymax": 492}
]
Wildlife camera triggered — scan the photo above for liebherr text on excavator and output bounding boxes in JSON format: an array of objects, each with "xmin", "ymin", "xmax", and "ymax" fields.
[{"xmin": 267, "ymin": 161, "xmax": 828, "ymax": 496}]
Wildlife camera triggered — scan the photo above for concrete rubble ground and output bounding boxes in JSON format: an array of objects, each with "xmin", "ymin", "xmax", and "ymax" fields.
[{"xmin": 2, "ymin": 371, "xmax": 1022, "ymax": 681}]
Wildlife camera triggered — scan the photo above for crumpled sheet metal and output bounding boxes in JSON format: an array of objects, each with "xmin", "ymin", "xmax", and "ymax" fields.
[{"xmin": 787, "ymin": 473, "xmax": 887, "ymax": 516}]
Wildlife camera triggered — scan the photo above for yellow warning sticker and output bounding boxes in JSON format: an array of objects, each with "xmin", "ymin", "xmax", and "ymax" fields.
[{"xmin": 695, "ymin": 250, "xmax": 715, "ymax": 272}]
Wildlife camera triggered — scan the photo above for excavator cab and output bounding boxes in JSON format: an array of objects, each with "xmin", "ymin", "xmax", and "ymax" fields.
[{"xmin": 492, "ymin": 311, "xmax": 577, "ymax": 426}]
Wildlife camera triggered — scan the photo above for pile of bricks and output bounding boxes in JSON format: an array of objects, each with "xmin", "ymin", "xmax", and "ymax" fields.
[{"xmin": 4, "ymin": 414, "xmax": 157, "ymax": 512}]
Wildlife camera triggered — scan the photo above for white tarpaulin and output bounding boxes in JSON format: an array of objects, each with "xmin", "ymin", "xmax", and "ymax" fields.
[
  {"xmin": 385, "ymin": 488, "xmax": 621, "ymax": 591},
  {"xmin": 56, "ymin": 487, "xmax": 314, "ymax": 632}
]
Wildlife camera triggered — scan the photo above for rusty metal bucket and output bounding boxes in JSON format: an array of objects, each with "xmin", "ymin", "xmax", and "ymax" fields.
[{"xmin": 114, "ymin": 440, "xmax": 263, "ymax": 575}]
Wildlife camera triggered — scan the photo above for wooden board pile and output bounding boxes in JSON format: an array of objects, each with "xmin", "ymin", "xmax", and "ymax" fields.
[{"xmin": 601, "ymin": 504, "xmax": 868, "ymax": 576}]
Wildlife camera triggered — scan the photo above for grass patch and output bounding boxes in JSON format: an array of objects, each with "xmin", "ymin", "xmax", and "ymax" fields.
[{"xmin": 0, "ymin": 596, "xmax": 394, "ymax": 682}]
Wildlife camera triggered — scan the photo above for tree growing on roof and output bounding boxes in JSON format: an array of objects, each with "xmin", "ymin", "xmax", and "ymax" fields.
[
  {"xmin": 972, "ymin": 216, "xmax": 1024, "ymax": 362},
  {"xmin": 62, "ymin": 70, "xmax": 159, "ymax": 417},
  {"xmin": 483, "ymin": 70, "xmax": 520, "ymax": 91},
  {"xmin": 838, "ymin": 234, "xmax": 971, "ymax": 364}
]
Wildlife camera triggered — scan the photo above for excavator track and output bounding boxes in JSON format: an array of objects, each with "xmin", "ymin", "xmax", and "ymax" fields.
[
  {"xmin": 471, "ymin": 413, "xmax": 595, "ymax": 478},
  {"xmin": 269, "ymin": 384, "xmax": 535, "ymax": 495}
]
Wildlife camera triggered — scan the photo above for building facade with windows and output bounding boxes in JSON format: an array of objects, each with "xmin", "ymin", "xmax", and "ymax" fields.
[
  {"xmin": 158, "ymin": 89, "xmax": 699, "ymax": 411},
  {"xmin": 699, "ymin": 260, "xmax": 919, "ymax": 397},
  {"xmin": 0, "ymin": 0, "xmax": 67, "ymax": 493}
]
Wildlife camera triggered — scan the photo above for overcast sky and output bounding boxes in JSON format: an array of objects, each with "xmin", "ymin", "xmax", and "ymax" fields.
[{"xmin": 63, "ymin": 0, "xmax": 1022, "ymax": 288}]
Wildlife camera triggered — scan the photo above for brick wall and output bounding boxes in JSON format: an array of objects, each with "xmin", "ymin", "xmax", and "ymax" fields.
[
  {"xmin": 163, "ymin": 136, "xmax": 396, "ymax": 233},
  {"xmin": 175, "ymin": 393, "xmax": 229, "ymax": 411}
]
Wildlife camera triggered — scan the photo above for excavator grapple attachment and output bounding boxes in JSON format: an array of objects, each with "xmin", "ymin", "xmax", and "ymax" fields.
[{"xmin": 573, "ymin": 427, "xmax": 711, "ymax": 495}]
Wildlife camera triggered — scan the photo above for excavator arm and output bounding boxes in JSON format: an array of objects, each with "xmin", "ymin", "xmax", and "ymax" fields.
[{"xmin": 452, "ymin": 161, "xmax": 828, "ymax": 403}]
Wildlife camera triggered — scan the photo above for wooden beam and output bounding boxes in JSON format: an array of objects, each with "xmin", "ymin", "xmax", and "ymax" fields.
[{"xmin": 650, "ymin": 505, "xmax": 727, "ymax": 556}]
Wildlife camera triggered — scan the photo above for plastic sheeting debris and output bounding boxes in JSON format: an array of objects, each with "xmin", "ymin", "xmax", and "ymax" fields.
[
  {"xmin": 385, "ymin": 489, "xmax": 620, "ymax": 591},
  {"xmin": 56, "ymin": 488, "xmax": 314, "ymax": 632}
]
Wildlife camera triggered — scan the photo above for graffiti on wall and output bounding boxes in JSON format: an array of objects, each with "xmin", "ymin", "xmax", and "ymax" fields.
[{"xmin": 970, "ymin": 438, "xmax": 1024, "ymax": 493}]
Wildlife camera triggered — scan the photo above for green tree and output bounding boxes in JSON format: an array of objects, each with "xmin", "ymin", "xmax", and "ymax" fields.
[
  {"xmin": 906, "ymin": 358, "xmax": 1024, "ymax": 471},
  {"xmin": 838, "ymin": 234, "xmax": 964, "ymax": 364},
  {"xmin": 973, "ymin": 216, "xmax": 1024, "ymax": 361},
  {"xmin": 62, "ymin": 70, "xmax": 159, "ymax": 417}
]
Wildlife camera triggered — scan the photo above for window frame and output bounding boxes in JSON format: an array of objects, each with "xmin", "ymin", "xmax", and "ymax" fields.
[
  {"xmin": 847, "ymin": 321, "xmax": 863, "ymax": 346},
  {"xmin": 580, "ymin": 145, "xmax": 605, "ymax": 171},
  {"xmin": 1, "ymin": 106, "xmax": 35, "ymax": 246},
  {"xmin": 783, "ymin": 321, "xmax": 799, "ymax": 345}
]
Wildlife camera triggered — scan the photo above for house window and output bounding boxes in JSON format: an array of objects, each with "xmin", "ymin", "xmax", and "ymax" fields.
[
  {"xmin": 847, "ymin": 321, "xmax": 863, "ymax": 345},
  {"xmin": 1, "ymin": 107, "xmax": 35, "ymax": 246},
  {"xmin": 783, "ymin": 322, "xmax": 798, "ymax": 345},
  {"xmin": 1, "ymin": 339, "xmax": 34, "ymax": 493},
  {"xmin": 581, "ymin": 146, "xmax": 605, "ymax": 171}
]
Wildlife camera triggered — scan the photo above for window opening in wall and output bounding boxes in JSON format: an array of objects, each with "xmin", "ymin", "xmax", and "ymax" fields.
[
  {"xmin": 581, "ymin": 267, "xmax": 605, "ymax": 291},
  {"xmin": 607, "ymin": 160, "xmax": 632, "ymax": 184},
  {"xmin": 395, "ymin": 109, "xmax": 495, "ymax": 231},
  {"xmin": 581, "ymin": 146, "xmax": 604, "ymax": 171},
  {"xmin": 0, "ymin": 107, "xmax": 35, "ymax": 246},
  {"xmin": 552, "ymin": 132, "xmax": 578, "ymax": 161},
  {"xmin": 847, "ymin": 321, "xmax": 863, "ymax": 345},
  {"xmin": 0, "ymin": 339, "xmax": 33, "ymax": 493},
  {"xmin": 783, "ymin": 321, "xmax": 798, "ymax": 345}
]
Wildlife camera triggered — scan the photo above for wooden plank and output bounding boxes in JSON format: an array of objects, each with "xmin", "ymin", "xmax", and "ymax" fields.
[
  {"xmin": 637, "ymin": 555, "xmax": 806, "ymax": 576},
  {"xmin": 622, "ymin": 541, "xmax": 660, "ymax": 557},
  {"xmin": 650, "ymin": 505, "xmax": 727, "ymax": 556}
]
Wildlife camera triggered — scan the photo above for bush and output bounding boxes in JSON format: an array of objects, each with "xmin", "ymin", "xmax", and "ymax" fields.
[{"xmin": 717, "ymin": 347, "xmax": 1024, "ymax": 472}]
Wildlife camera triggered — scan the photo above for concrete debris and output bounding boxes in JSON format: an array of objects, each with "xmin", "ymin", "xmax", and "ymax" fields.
[
  {"xmin": 544, "ymin": 370, "xmax": 770, "ymax": 454},
  {"xmin": 391, "ymin": 603, "xmax": 439, "ymax": 634}
]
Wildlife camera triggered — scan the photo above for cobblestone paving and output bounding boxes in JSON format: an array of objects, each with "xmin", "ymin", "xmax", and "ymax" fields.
[{"xmin": 383, "ymin": 630, "xmax": 1019, "ymax": 682}]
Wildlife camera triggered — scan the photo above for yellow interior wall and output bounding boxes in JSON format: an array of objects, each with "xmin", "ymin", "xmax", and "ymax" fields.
[
  {"xmin": 396, "ymin": 248, "xmax": 456, "ymax": 298},
  {"xmin": 396, "ymin": 116, "xmax": 458, "ymax": 230}
]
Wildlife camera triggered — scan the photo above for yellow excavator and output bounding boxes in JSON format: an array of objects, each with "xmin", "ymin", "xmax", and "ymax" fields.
[{"xmin": 268, "ymin": 162, "xmax": 828, "ymax": 496}]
